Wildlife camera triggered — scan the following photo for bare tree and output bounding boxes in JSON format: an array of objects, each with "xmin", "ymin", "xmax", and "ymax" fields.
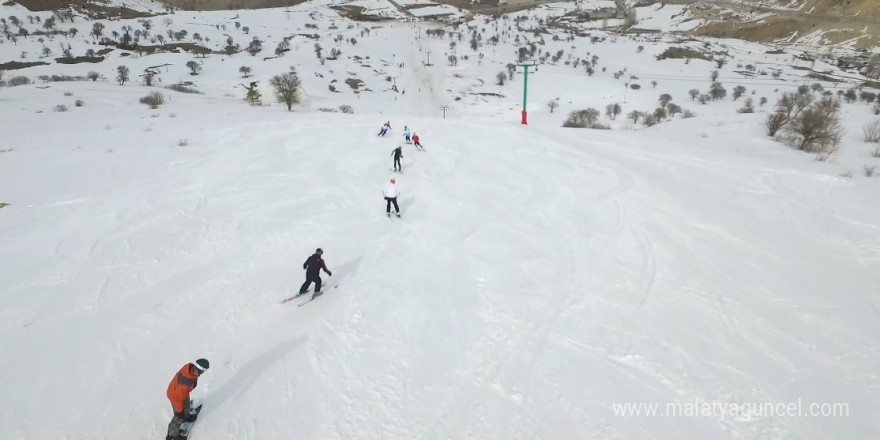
[
  {"xmin": 270, "ymin": 69, "xmax": 302, "ymax": 111},
  {"xmin": 186, "ymin": 60, "xmax": 201, "ymax": 75},
  {"xmin": 496, "ymin": 71, "xmax": 506, "ymax": 86},
  {"xmin": 116, "ymin": 65, "xmax": 129, "ymax": 85},
  {"xmin": 547, "ymin": 99, "xmax": 559, "ymax": 113}
]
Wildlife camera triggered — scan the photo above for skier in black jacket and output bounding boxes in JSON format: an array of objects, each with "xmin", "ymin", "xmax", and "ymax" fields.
[
  {"xmin": 391, "ymin": 145, "xmax": 403, "ymax": 172},
  {"xmin": 300, "ymin": 248, "xmax": 332, "ymax": 296}
]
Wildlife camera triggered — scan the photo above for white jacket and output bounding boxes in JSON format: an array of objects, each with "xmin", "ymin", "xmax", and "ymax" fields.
[{"xmin": 383, "ymin": 183, "xmax": 399, "ymax": 198}]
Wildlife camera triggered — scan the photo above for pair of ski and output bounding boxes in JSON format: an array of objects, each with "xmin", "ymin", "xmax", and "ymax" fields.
[{"xmin": 280, "ymin": 283, "xmax": 339, "ymax": 307}]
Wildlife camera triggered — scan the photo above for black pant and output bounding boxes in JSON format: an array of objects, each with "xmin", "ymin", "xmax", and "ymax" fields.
[
  {"xmin": 393, "ymin": 157, "xmax": 401, "ymax": 171},
  {"xmin": 167, "ymin": 398, "xmax": 192, "ymax": 438},
  {"xmin": 300, "ymin": 275, "xmax": 322, "ymax": 294},
  {"xmin": 385, "ymin": 197, "xmax": 399, "ymax": 213}
]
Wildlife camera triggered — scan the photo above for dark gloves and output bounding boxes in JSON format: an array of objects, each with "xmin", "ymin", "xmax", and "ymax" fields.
[{"xmin": 327, "ymin": 271, "xmax": 333, "ymax": 276}]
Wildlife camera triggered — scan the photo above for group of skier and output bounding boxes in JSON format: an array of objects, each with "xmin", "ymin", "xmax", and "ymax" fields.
[
  {"xmin": 381, "ymin": 122, "xmax": 426, "ymax": 217},
  {"xmin": 164, "ymin": 120, "xmax": 433, "ymax": 438}
]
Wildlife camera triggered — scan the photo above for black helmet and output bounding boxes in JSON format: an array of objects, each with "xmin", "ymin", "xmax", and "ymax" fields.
[
  {"xmin": 194, "ymin": 358, "xmax": 210, "ymax": 372},
  {"xmin": 315, "ymin": 248, "xmax": 323, "ymax": 255}
]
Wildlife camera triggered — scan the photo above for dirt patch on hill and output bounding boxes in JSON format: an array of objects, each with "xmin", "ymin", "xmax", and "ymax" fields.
[
  {"xmin": 688, "ymin": 0, "xmax": 880, "ymax": 50},
  {"xmin": 690, "ymin": 14, "xmax": 880, "ymax": 50},
  {"xmin": 13, "ymin": 0, "xmax": 161, "ymax": 18},
  {"xmin": 159, "ymin": 0, "xmax": 308, "ymax": 11}
]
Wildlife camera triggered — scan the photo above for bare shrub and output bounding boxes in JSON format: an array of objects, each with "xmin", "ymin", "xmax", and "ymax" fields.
[
  {"xmin": 562, "ymin": 108, "xmax": 600, "ymax": 128},
  {"xmin": 863, "ymin": 120, "xmax": 880, "ymax": 143},
  {"xmin": 166, "ymin": 83, "xmax": 202, "ymax": 94},
  {"xmin": 872, "ymin": 145, "xmax": 880, "ymax": 158},
  {"xmin": 864, "ymin": 165, "xmax": 877, "ymax": 177},
  {"xmin": 53, "ymin": 104, "xmax": 68, "ymax": 112},
  {"xmin": 64, "ymin": 91, "xmax": 73, "ymax": 96},
  {"xmin": 839, "ymin": 170, "xmax": 853, "ymax": 178},
  {"xmin": 178, "ymin": 139, "xmax": 189, "ymax": 147},
  {"xmin": 74, "ymin": 99, "xmax": 84, "ymax": 107},
  {"xmin": 339, "ymin": 105, "xmax": 354, "ymax": 114},
  {"xmin": 766, "ymin": 111, "xmax": 787, "ymax": 136},
  {"xmin": 681, "ymin": 109, "xmax": 696, "ymax": 119},
  {"xmin": 547, "ymin": 100, "xmax": 559, "ymax": 113},
  {"xmin": 737, "ymin": 98, "xmax": 754, "ymax": 113},
  {"xmin": 139, "ymin": 91, "xmax": 165, "ymax": 109},
  {"xmin": 87, "ymin": 71, "xmax": 100, "ymax": 81},
  {"xmin": 9, "ymin": 76, "xmax": 30, "ymax": 86},
  {"xmin": 495, "ymin": 72, "xmax": 506, "ymax": 86},
  {"xmin": 784, "ymin": 97, "xmax": 843, "ymax": 154}
]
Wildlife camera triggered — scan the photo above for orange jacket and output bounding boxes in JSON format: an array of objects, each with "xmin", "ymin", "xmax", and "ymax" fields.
[{"xmin": 166, "ymin": 363, "xmax": 198, "ymax": 413}]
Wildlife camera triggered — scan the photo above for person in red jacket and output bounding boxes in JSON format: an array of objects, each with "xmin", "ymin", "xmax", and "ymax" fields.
[
  {"xmin": 412, "ymin": 133, "xmax": 424, "ymax": 150},
  {"xmin": 166, "ymin": 358, "xmax": 209, "ymax": 440}
]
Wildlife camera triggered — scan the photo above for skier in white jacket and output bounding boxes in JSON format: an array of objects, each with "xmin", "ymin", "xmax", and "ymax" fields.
[{"xmin": 384, "ymin": 177, "xmax": 400, "ymax": 217}]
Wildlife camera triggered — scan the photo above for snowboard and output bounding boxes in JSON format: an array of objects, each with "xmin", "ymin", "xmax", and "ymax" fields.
[{"xmin": 178, "ymin": 400, "xmax": 203, "ymax": 438}]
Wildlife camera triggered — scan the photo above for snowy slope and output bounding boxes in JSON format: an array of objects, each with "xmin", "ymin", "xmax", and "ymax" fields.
[{"xmin": 1, "ymin": 1, "xmax": 879, "ymax": 439}]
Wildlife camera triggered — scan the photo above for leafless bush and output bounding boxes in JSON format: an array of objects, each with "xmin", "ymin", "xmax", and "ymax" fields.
[
  {"xmin": 166, "ymin": 83, "xmax": 202, "ymax": 94},
  {"xmin": 681, "ymin": 109, "xmax": 696, "ymax": 119},
  {"xmin": 9, "ymin": 76, "xmax": 31, "ymax": 86},
  {"xmin": 74, "ymin": 99, "xmax": 84, "ymax": 107},
  {"xmin": 562, "ymin": 108, "xmax": 600, "ymax": 128},
  {"xmin": 784, "ymin": 97, "xmax": 843, "ymax": 155},
  {"xmin": 839, "ymin": 170, "xmax": 853, "ymax": 178},
  {"xmin": 864, "ymin": 165, "xmax": 877, "ymax": 177},
  {"xmin": 547, "ymin": 100, "xmax": 559, "ymax": 113},
  {"xmin": 339, "ymin": 105, "xmax": 354, "ymax": 114},
  {"xmin": 64, "ymin": 91, "xmax": 73, "ymax": 96},
  {"xmin": 814, "ymin": 144, "xmax": 839, "ymax": 162},
  {"xmin": 766, "ymin": 111, "xmax": 787, "ymax": 137},
  {"xmin": 139, "ymin": 91, "xmax": 165, "ymax": 109},
  {"xmin": 87, "ymin": 71, "xmax": 100, "ymax": 81},
  {"xmin": 864, "ymin": 120, "xmax": 880, "ymax": 143},
  {"xmin": 178, "ymin": 139, "xmax": 189, "ymax": 147},
  {"xmin": 53, "ymin": 104, "xmax": 68, "ymax": 112},
  {"xmin": 737, "ymin": 98, "xmax": 755, "ymax": 113}
]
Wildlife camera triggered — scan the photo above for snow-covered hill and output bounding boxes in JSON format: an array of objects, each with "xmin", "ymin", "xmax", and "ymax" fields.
[{"xmin": 1, "ymin": 0, "xmax": 879, "ymax": 439}]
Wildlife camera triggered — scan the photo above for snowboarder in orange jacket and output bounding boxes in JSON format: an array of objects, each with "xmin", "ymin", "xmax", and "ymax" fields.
[{"xmin": 166, "ymin": 358, "xmax": 209, "ymax": 440}]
